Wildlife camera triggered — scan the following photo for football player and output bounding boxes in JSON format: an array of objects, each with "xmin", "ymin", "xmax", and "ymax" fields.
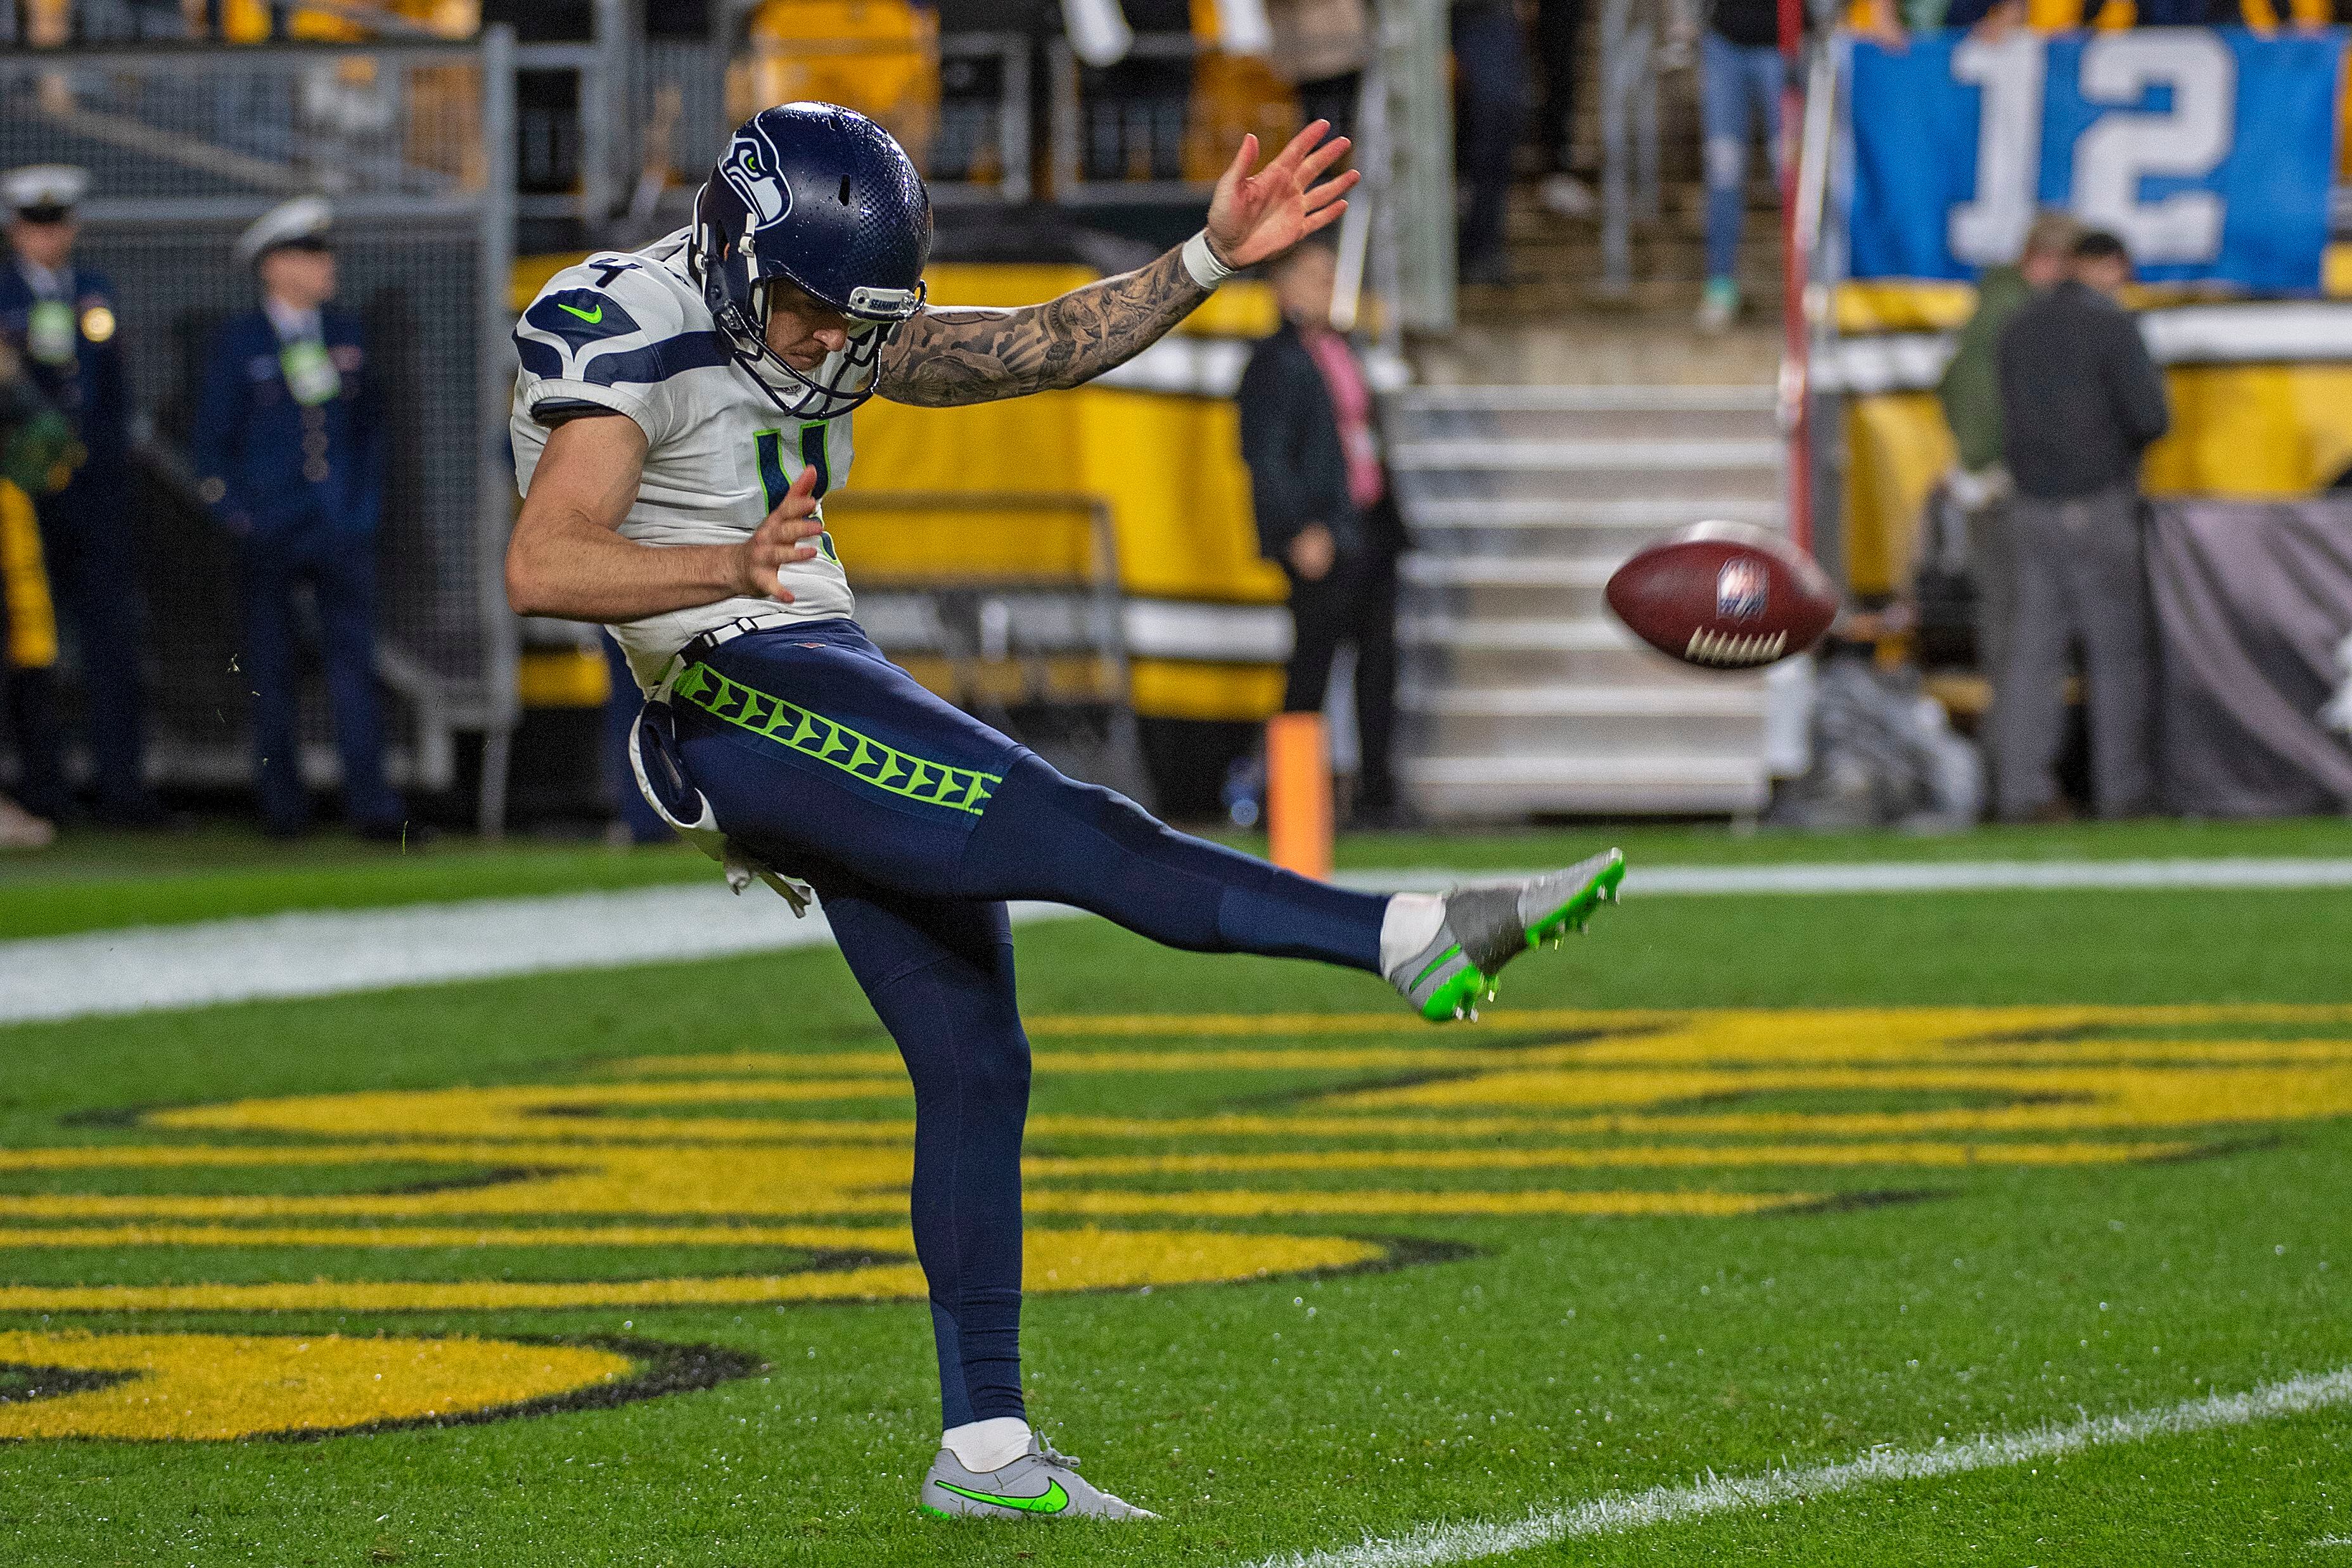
[{"xmin": 507, "ymin": 103, "xmax": 1624, "ymax": 1522}]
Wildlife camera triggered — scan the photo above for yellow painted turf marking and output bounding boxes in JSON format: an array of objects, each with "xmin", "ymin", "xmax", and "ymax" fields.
[
  {"xmin": 1023, "ymin": 1139, "xmax": 2189, "ymax": 1178},
  {"xmin": 0, "ymin": 1228, "xmax": 1385, "ymax": 1314},
  {"xmin": 3, "ymin": 1000, "xmax": 2346, "ymax": 1443},
  {"xmin": 0, "ymin": 1330, "xmax": 629, "ymax": 1441},
  {"xmin": 1019, "ymin": 1189, "xmax": 1814, "ymax": 1219},
  {"xmin": 0, "ymin": 1223, "xmax": 920, "ymax": 1250}
]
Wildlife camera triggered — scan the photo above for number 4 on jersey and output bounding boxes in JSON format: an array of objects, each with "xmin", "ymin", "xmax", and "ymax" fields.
[{"xmin": 755, "ymin": 424, "xmax": 838, "ymax": 562}]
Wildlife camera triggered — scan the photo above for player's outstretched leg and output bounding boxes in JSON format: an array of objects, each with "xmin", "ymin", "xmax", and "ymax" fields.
[
  {"xmin": 962, "ymin": 754, "xmax": 1624, "ymax": 1021},
  {"xmin": 670, "ymin": 627, "xmax": 1625, "ymax": 1026},
  {"xmin": 1379, "ymin": 850, "xmax": 1627, "ymax": 1022},
  {"xmin": 921, "ymin": 1432, "xmax": 1160, "ymax": 1521}
]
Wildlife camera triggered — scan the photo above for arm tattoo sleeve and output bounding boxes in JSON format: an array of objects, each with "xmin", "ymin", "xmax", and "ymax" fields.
[{"xmin": 877, "ymin": 244, "xmax": 1209, "ymax": 407}]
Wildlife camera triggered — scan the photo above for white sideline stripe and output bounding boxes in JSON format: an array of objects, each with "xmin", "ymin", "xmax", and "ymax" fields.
[
  {"xmin": 0, "ymin": 888, "xmax": 1080, "ymax": 1026},
  {"xmin": 1256, "ymin": 1367, "xmax": 2352, "ymax": 1568},
  {"xmin": 4, "ymin": 856, "xmax": 2347, "ymax": 1026},
  {"xmin": 1344, "ymin": 857, "xmax": 2352, "ymax": 896}
]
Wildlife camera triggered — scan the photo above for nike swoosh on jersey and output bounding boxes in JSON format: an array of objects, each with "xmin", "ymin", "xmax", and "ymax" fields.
[{"xmin": 523, "ymin": 288, "xmax": 639, "ymax": 352}]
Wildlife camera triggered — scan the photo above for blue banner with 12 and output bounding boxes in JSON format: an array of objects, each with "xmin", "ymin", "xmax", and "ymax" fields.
[{"xmin": 1844, "ymin": 27, "xmax": 2344, "ymax": 291}]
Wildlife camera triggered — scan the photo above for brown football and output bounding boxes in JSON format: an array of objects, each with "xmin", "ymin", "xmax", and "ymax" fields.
[{"xmin": 1604, "ymin": 521, "xmax": 1838, "ymax": 670}]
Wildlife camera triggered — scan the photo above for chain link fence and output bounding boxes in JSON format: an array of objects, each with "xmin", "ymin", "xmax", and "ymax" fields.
[{"xmin": 0, "ymin": 35, "xmax": 516, "ymax": 816}]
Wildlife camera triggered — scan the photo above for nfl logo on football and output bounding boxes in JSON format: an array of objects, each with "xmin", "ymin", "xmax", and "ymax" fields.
[{"xmin": 1716, "ymin": 558, "xmax": 1768, "ymax": 621}]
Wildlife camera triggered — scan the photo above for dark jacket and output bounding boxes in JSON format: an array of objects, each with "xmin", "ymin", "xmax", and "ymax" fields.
[
  {"xmin": 1236, "ymin": 319, "xmax": 1403, "ymax": 564},
  {"xmin": 1997, "ymin": 280, "xmax": 2171, "ymax": 501},
  {"xmin": 190, "ymin": 305, "xmax": 385, "ymax": 539},
  {"xmin": 0, "ymin": 257, "xmax": 129, "ymax": 481}
]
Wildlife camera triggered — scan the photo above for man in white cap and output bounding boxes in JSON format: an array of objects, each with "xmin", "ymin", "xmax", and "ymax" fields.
[
  {"xmin": 0, "ymin": 163, "xmax": 162, "ymax": 825},
  {"xmin": 190, "ymin": 196, "xmax": 406, "ymax": 841}
]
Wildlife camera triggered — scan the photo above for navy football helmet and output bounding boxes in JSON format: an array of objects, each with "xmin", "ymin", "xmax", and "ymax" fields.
[{"xmin": 690, "ymin": 103, "xmax": 932, "ymax": 418}]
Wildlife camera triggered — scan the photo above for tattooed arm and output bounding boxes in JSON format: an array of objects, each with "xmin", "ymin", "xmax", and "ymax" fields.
[
  {"xmin": 876, "ymin": 121, "xmax": 1360, "ymax": 409},
  {"xmin": 876, "ymin": 246, "xmax": 1208, "ymax": 408}
]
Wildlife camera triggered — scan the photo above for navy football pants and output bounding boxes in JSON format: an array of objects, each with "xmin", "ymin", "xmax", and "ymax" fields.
[{"xmin": 667, "ymin": 621, "xmax": 1387, "ymax": 1429}]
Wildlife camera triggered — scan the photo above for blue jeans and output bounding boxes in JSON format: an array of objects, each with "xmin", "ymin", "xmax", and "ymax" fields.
[
  {"xmin": 1700, "ymin": 31, "xmax": 1788, "ymax": 284},
  {"xmin": 1450, "ymin": 0, "xmax": 1528, "ymax": 272}
]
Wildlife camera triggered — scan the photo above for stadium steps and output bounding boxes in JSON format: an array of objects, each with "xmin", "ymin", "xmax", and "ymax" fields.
[{"xmin": 1385, "ymin": 384, "xmax": 1786, "ymax": 819}]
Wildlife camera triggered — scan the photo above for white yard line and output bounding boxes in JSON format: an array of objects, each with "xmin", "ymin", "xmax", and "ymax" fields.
[
  {"xmin": 4, "ymin": 857, "xmax": 2347, "ymax": 1026},
  {"xmin": 1348, "ymin": 857, "xmax": 2352, "ymax": 896},
  {"xmin": 1255, "ymin": 1367, "xmax": 2352, "ymax": 1568},
  {"xmin": 0, "ymin": 886, "xmax": 1079, "ymax": 1026}
]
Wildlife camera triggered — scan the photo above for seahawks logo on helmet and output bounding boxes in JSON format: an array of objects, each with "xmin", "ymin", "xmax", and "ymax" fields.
[
  {"xmin": 692, "ymin": 103, "xmax": 933, "ymax": 420},
  {"xmin": 719, "ymin": 133, "xmax": 792, "ymax": 229}
]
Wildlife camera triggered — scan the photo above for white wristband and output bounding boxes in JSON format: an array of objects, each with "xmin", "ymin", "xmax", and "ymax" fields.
[{"xmin": 1182, "ymin": 229, "xmax": 1235, "ymax": 290}]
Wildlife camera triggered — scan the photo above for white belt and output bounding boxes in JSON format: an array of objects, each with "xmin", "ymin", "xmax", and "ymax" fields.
[{"xmin": 649, "ymin": 612, "xmax": 800, "ymax": 704}]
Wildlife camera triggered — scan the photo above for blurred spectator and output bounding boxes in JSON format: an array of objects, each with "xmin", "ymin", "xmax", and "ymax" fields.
[
  {"xmin": 1692, "ymin": 0, "xmax": 1789, "ymax": 329},
  {"xmin": 1266, "ymin": 0, "xmax": 1372, "ymax": 148},
  {"xmin": 1696, "ymin": 0, "xmax": 1900, "ymax": 330},
  {"xmin": 0, "ymin": 333, "xmax": 69, "ymax": 842},
  {"xmin": 1991, "ymin": 229, "xmax": 2170, "ymax": 822},
  {"xmin": 1938, "ymin": 208, "xmax": 2080, "ymax": 691},
  {"xmin": 1535, "ymin": 0, "xmax": 1595, "ymax": 218},
  {"xmin": 1081, "ymin": 0, "xmax": 1192, "ymax": 182},
  {"xmin": 191, "ymin": 198, "xmax": 406, "ymax": 842},
  {"xmin": 0, "ymin": 163, "xmax": 162, "ymax": 824},
  {"xmin": 1451, "ymin": 0, "xmax": 1528, "ymax": 286},
  {"xmin": 1238, "ymin": 240, "xmax": 1408, "ymax": 826}
]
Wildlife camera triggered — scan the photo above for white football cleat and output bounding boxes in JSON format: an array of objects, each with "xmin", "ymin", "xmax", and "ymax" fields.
[{"xmin": 919, "ymin": 1434, "xmax": 1158, "ymax": 1521}]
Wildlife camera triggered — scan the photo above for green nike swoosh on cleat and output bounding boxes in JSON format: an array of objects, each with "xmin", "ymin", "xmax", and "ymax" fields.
[
  {"xmin": 933, "ymin": 1479, "xmax": 1070, "ymax": 1515},
  {"xmin": 556, "ymin": 301, "xmax": 603, "ymax": 324},
  {"xmin": 1410, "ymin": 943, "xmax": 1464, "ymax": 993}
]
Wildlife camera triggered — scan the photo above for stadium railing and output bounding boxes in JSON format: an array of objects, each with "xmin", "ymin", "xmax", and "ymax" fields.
[
  {"xmin": 1047, "ymin": 30, "xmax": 1300, "ymax": 206},
  {"xmin": 822, "ymin": 491, "xmax": 1151, "ymax": 800}
]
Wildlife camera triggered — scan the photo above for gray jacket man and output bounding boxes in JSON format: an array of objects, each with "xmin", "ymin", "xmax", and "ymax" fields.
[{"xmin": 1991, "ymin": 230, "xmax": 2171, "ymax": 822}]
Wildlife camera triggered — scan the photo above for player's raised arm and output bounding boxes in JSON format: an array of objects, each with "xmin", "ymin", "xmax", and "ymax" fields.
[
  {"xmin": 876, "ymin": 122, "xmax": 1360, "ymax": 408},
  {"xmin": 505, "ymin": 415, "xmax": 824, "ymax": 621}
]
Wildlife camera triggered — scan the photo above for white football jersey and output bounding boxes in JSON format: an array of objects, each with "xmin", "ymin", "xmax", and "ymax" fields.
[{"xmin": 509, "ymin": 227, "xmax": 857, "ymax": 692}]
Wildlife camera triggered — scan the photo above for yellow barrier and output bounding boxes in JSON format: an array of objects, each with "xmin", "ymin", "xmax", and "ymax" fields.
[
  {"xmin": 1843, "ymin": 364, "xmax": 2352, "ymax": 596},
  {"xmin": 516, "ymin": 647, "xmax": 611, "ymax": 709},
  {"xmin": 0, "ymin": 480, "xmax": 57, "ymax": 672},
  {"xmin": 738, "ymin": 2, "xmax": 940, "ymax": 164}
]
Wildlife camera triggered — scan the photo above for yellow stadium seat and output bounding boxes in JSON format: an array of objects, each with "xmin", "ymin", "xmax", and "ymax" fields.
[
  {"xmin": 1183, "ymin": 0, "xmax": 1299, "ymax": 184},
  {"xmin": 738, "ymin": 1, "xmax": 941, "ymax": 172}
]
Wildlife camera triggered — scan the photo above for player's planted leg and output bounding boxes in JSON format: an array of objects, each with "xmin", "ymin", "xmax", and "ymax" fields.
[
  {"xmin": 921, "ymin": 1433, "xmax": 1160, "ymax": 1521},
  {"xmin": 1383, "ymin": 850, "xmax": 1627, "ymax": 1021}
]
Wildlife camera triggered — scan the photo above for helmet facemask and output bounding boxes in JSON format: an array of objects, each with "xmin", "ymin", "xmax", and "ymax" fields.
[
  {"xmin": 748, "ymin": 272, "xmax": 925, "ymax": 420},
  {"xmin": 693, "ymin": 189, "xmax": 925, "ymax": 421}
]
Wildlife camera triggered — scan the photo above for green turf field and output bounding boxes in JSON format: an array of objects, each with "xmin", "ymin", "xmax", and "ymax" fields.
[{"xmin": 2, "ymin": 824, "xmax": 2349, "ymax": 1565}]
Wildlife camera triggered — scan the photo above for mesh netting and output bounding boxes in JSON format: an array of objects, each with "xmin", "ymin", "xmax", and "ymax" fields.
[{"xmin": 0, "ymin": 46, "xmax": 501, "ymax": 793}]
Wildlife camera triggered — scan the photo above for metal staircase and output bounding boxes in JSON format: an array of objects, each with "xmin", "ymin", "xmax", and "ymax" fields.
[{"xmin": 1386, "ymin": 385, "xmax": 1788, "ymax": 819}]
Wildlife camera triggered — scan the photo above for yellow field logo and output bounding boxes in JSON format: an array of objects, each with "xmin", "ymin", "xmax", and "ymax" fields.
[{"xmin": 4, "ymin": 1002, "xmax": 2349, "ymax": 1440}]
